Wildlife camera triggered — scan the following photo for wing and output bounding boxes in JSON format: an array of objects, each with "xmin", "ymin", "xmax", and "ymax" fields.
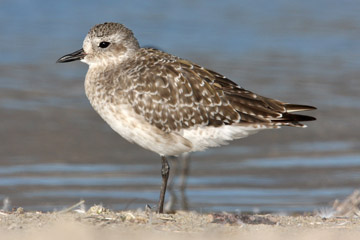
[
  {"xmin": 122, "ymin": 49, "xmax": 241, "ymax": 132},
  {"xmin": 204, "ymin": 69, "xmax": 316, "ymax": 127},
  {"xmin": 122, "ymin": 48, "xmax": 316, "ymax": 133}
]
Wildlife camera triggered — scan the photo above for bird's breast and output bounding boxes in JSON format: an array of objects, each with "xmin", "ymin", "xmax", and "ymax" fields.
[{"xmin": 84, "ymin": 71, "xmax": 192, "ymax": 156}]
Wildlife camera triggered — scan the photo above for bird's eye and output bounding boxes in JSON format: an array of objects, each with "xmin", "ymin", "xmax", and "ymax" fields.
[{"xmin": 99, "ymin": 41, "xmax": 110, "ymax": 48}]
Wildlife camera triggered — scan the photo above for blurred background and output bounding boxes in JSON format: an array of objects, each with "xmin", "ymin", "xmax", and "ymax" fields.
[{"xmin": 0, "ymin": 0, "xmax": 359, "ymax": 213}]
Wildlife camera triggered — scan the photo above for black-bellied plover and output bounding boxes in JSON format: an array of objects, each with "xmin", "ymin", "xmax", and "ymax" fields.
[{"xmin": 57, "ymin": 22, "xmax": 316, "ymax": 213}]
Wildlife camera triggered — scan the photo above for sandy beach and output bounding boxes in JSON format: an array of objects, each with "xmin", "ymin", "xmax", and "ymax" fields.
[
  {"xmin": 2, "ymin": 191, "xmax": 359, "ymax": 239},
  {"xmin": 1, "ymin": 206, "xmax": 360, "ymax": 240}
]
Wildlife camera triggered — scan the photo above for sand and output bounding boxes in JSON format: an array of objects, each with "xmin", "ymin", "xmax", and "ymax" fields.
[{"xmin": 1, "ymin": 204, "xmax": 360, "ymax": 240}]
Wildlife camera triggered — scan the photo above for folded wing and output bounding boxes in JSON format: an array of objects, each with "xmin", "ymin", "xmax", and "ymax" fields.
[{"xmin": 122, "ymin": 48, "xmax": 316, "ymax": 133}]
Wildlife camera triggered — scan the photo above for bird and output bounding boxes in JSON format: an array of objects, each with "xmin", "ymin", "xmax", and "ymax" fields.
[{"xmin": 57, "ymin": 22, "xmax": 316, "ymax": 213}]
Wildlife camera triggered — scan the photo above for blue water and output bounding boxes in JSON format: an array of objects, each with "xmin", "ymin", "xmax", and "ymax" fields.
[
  {"xmin": 0, "ymin": 148, "xmax": 359, "ymax": 212},
  {"xmin": 0, "ymin": 1, "xmax": 360, "ymax": 213}
]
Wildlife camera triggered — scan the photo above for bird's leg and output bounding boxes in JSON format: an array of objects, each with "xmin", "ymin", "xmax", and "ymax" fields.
[
  {"xmin": 158, "ymin": 156, "xmax": 170, "ymax": 213},
  {"xmin": 164, "ymin": 157, "xmax": 178, "ymax": 212},
  {"xmin": 179, "ymin": 153, "xmax": 190, "ymax": 210},
  {"xmin": 179, "ymin": 153, "xmax": 190, "ymax": 192}
]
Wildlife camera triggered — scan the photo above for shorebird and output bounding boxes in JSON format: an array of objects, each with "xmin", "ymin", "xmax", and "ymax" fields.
[{"xmin": 57, "ymin": 22, "xmax": 316, "ymax": 213}]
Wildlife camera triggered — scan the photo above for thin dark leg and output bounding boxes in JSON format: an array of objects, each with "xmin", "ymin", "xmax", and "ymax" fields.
[
  {"xmin": 158, "ymin": 156, "xmax": 170, "ymax": 213},
  {"xmin": 165, "ymin": 157, "xmax": 178, "ymax": 212}
]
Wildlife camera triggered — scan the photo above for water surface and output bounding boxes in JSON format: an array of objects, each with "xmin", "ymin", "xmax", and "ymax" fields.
[{"xmin": 0, "ymin": 0, "xmax": 360, "ymax": 213}]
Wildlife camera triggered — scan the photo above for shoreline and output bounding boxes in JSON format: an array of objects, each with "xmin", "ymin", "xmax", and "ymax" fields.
[
  {"xmin": 1, "ymin": 207, "xmax": 360, "ymax": 240},
  {"xmin": 2, "ymin": 191, "xmax": 359, "ymax": 239}
]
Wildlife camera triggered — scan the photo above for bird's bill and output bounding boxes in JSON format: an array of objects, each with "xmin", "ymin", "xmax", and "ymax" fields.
[{"xmin": 56, "ymin": 48, "xmax": 86, "ymax": 63}]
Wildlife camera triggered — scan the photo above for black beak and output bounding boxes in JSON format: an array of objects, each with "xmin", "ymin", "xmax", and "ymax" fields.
[{"xmin": 56, "ymin": 48, "xmax": 86, "ymax": 63}]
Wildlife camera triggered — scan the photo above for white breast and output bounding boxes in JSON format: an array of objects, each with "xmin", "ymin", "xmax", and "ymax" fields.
[{"xmin": 91, "ymin": 101, "xmax": 192, "ymax": 156}]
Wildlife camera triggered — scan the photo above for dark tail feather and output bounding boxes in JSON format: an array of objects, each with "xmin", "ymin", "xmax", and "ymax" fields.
[{"xmin": 273, "ymin": 113, "xmax": 316, "ymax": 123}]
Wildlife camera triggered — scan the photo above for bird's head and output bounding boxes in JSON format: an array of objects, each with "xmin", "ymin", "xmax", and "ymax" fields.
[{"xmin": 57, "ymin": 22, "xmax": 140, "ymax": 66}]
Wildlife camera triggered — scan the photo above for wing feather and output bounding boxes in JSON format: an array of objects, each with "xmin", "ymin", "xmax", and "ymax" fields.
[{"xmin": 122, "ymin": 48, "xmax": 316, "ymax": 132}]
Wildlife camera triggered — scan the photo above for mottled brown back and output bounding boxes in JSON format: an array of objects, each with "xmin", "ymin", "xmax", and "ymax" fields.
[{"xmin": 121, "ymin": 48, "xmax": 315, "ymax": 132}]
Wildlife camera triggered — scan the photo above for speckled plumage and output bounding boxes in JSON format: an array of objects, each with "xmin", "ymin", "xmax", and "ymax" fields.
[
  {"xmin": 63, "ymin": 22, "xmax": 315, "ymax": 156},
  {"xmin": 57, "ymin": 22, "xmax": 316, "ymax": 212},
  {"xmin": 57, "ymin": 22, "xmax": 318, "ymax": 155}
]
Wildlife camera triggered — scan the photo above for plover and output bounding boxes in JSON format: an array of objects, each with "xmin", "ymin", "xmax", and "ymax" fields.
[{"xmin": 57, "ymin": 22, "xmax": 316, "ymax": 213}]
